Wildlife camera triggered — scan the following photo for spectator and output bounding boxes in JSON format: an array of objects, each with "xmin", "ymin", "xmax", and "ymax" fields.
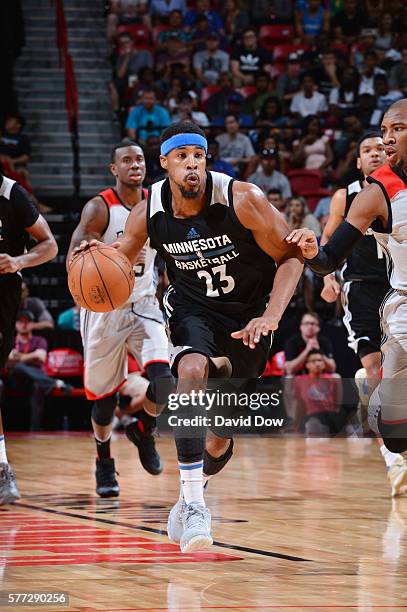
[
  {"xmin": 256, "ymin": 97, "xmax": 287, "ymax": 128},
  {"xmin": 20, "ymin": 281, "xmax": 54, "ymax": 331},
  {"xmin": 213, "ymin": 93, "xmax": 252, "ymax": 128},
  {"xmin": 150, "ymin": 0, "xmax": 186, "ymax": 20},
  {"xmin": 130, "ymin": 67, "xmax": 160, "ymax": 104},
  {"xmin": 190, "ymin": 14, "xmax": 217, "ymax": 53},
  {"xmin": 313, "ymin": 194, "xmax": 331, "ymax": 221},
  {"xmin": 332, "ymin": 0, "xmax": 363, "ymax": 45},
  {"xmin": 157, "ymin": 10, "xmax": 190, "ymax": 48},
  {"xmin": 369, "ymin": 74, "xmax": 404, "ymax": 125},
  {"xmin": 171, "ymin": 93, "xmax": 209, "ymax": 126},
  {"xmin": 206, "ymin": 140, "xmax": 236, "ymax": 177},
  {"xmin": 375, "ymin": 12, "xmax": 398, "ymax": 52},
  {"xmin": 106, "ymin": 0, "xmax": 151, "ymax": 47},
  {"xmin": 244, "ymin": 71, "xmax": 272, "ymax": 117},
  {"xmin": 329, "ymin": 66, "xmax": 360, "ymax": 118},
  {"xmin": 230, "ymin": 26, "xmax": 272, "ymax": 85},
  {"xmin": 285, "ymin": 196, "xmax": 321, "ymax": 237},
  {"xmin": 110, "ymin": 33, "xmax": 153, "ymax": 112},
  {"xmin": 293, "ymin": 115, "xmax": 333, "ymax": 172},
  {"xmin": 206, "ymin": 73, "xmax": 239, "ymax": 118},
  {"xmin": 193, "ymin": 33, "xmax": 229, "ymax": 85},
  {"xmin": 126, "ymin": 89, "xmax": 171, "ymax": 142},
  {"xmin": 250, "ymin": 0, "xmax": 293, "ymax": 26},
  {"xmin": 267, "ymin": 188, "xmax": 285, "ymax": 212},
  {"xmin": 290, "ymin": 73, "xmax": 328, "ymax": 119},
  {"xmin": 0, "ymin": 115, "xmax": 31, "ymax": 180},
  {"xmin": 293, "ymin": 349, "xmax": 342, "ymax": 435},
  {"xmin": 358, "ymin": 51, "xmax": 385, "ymax": 96},
  {"xmin": 295, "ymin": 0, "xmax": 330, "ymax": 44},
  {"xmin": 248, "ymin": 147, "xmax": 292, "ymax": 198},
  {"xmin": 215, "ymin": 113, "xmax": 256, "ymax": 175},
  {"xmin": 57, "ymin": 302, "xmax": 80, "ymax": 331},
  {"xmin": 156, "ymin": 33, "xmax": 190, "ymax": 77},
  {"xmin": 221, "ymin": 0, "xmax": 249, "ymax": 40},
  {"xmin": 312, "ymin": 51, "xmax": 340, "ymax": 99},
  {"xmin": 275, "ymin": 53, "xmax": 302, "ymax": 106},
  {"xmin": 184, "ymin": 0, "xmax": 223, "ymax": 32},
  {"xmin": 5, "ymin": 311, "xmax": 71, "ymax": 431},
  {"xmin": 389, "ymin": 47, "xmax": 407, "ymax": 96},
  {"xmin": 284, "ymin": 311, "xmax": 336, "ymax": 375}
]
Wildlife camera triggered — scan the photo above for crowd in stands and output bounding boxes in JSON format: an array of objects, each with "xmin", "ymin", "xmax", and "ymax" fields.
[{"xmin": 4, "ymin": 0, "xmax": 407, "ymax": 434}]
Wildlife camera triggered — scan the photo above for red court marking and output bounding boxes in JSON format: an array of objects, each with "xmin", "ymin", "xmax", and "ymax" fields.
[
  {"xmin": 62, "ymin": 606, "xmax": 407, "ymax": 611},
  {"xmin": 0, "ymin": 513, "xmax": 242, "ymax": 566}
]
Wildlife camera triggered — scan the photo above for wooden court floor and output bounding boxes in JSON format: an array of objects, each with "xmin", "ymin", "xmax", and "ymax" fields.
[{"xmin": 1, "ymin": 433, "xmax": 407, "ymax": 611}]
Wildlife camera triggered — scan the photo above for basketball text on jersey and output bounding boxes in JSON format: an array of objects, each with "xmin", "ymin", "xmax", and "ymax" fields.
[{"xmin": 163, "ymin": 233, "xmax": 239, "ymax": 270}]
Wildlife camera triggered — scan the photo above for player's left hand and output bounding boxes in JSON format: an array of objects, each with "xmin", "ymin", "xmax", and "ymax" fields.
[
  {"xmin": 285, "ymin": 228, "xmax": 319, "ymax": 259},
  {"xmin": 231, "ymin": 316, "xmax": 278, "ymax": 349},
  {"xmin": 0, "ymin": 254, "xmax": 20, "ymax": 273}
]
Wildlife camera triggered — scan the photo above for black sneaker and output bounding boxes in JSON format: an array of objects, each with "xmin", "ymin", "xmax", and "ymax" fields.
[
  {"xmin": 95, "ymin": 458, "xmax": 120, "ymax": 498},
  {"xmin": 125, "ymin": 420, "xmax": 163, "ymax": 475},
  {"xmin": 0, "ymin": 463, "xmax": 21, "ymax": 505}
]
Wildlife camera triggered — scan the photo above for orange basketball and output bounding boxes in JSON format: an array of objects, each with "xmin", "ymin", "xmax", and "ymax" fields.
[{"xmin": 68, "ymin": 244, "xmax": 135, "ymax": 312}]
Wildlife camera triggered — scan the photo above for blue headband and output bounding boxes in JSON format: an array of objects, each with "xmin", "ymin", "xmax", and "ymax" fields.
[{"xmin": 160, "ymin": 133, "xmax": 208, "ymax": 156}]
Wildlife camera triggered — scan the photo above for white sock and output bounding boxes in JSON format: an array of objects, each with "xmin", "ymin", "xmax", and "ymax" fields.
[
  {"xmin": 179, "ymin": 461, "xmax": 205, "ymax": 506},
  {"xmin": 0, "ymin": 435, "xmax": 7, "ymax": 464},
  {"xmin": 381, "ymin": 444, "xmax": 401, "ymax": 468}
]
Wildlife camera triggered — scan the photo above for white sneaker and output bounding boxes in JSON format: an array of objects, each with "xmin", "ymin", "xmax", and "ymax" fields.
[
  {"xmin": 180, "ymin": 502, "xmax": 212, "ymax": 553},
  {"xmin": 388, "ymin": 456, "xmax": 407, "ymax": 497},
  {"xmin": 167, "ymin": 493, "xmax": 186, "ymax": 543}
]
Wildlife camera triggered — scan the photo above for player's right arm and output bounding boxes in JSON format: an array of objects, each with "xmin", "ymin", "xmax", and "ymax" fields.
[
  {"xmin": 320, "ymin": 188, "xmax": 346, "ymax": 303},
  {"xmin": 66, "ymin": 197, "xmax": 108, "ymax": 271}
]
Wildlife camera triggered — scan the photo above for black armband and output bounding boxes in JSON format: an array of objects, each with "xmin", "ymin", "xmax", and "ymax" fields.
[{"xmin": 306, "ymin": 221, "xmax": 364, "ymax": 276}]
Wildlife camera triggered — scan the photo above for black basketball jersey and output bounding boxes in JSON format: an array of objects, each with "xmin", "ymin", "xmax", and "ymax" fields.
[
  {"xmin": 341, "ymin": 179, "xmax": 388, "ymax": 283},
  {"xmin": 0, "ymin": 175, "xmax": 39, "ymax": 280},
  {"xmin": 147, "ymin": 171, "xmax": 277, "ymax": 315}
]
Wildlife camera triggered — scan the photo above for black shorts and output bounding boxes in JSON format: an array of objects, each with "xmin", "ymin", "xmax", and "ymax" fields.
[
  {"xmin": 342, "ymin": 280, "xmax": 388, "ymax": 359},
  {"xmin": 0, "ymin": 275, "xmax": 22, "ymax": 368},
  {"xmin": 165, "ymin": 290, "xmax": 272, "ymax": 379}
]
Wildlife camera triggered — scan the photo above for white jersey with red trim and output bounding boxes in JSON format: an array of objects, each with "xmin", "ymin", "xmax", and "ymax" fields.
[
  {"xmin": 98, "ymin": 187, "xmax": 157, "ymax": 302},
  {"xmin": 367, "ymin": 165, "xmax": 407, "ymax": 292}
]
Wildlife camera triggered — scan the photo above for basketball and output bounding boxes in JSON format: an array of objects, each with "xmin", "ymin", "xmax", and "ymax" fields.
[{"xmin": 68, "ymin": 244, "xmax": 135, "ymax": 312}]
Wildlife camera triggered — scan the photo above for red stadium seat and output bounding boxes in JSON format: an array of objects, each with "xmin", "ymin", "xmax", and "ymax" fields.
[
  {"xmin": 117, "ymin": 24, "xmax": 152, "ymax": 50},
  {"xmin": 301, "ymin": 188, "xmax": 332, "ymax": 212},
  {"xmin": 238, "ymin": 85, "xmax": 257, "ymax": 98},
  {"xmin": 287, "ymin": 169, "xmax": 323, "ymax": 195},
  {"xmin": 259, "ymin": 25, "xmax": 294, "ymax": 52},
  {"xmin": 46, "ymin": 348, "xmax": 84, "ymax": 378},
  {"xmin": 272, "ymin": 44, "xmax": 309, "ymax": 64}
]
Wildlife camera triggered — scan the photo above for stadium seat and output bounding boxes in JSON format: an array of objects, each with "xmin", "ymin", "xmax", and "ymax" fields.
[
  {"xmin": 272, "ymin": 44, "xmax": 309, "ymax": 64},
  {"xmin": 287, "ymin": 169, "xmax": 323, "ymax": 195},
  {"xmin": 300, "ymin": 188, "xmax": 332, "ymax": 212},
  {"xmin": 259, "ymin": 25, "xmax": 294, "ymax": 52},
  {"xmin": 238, "ymin": 85, "xmax": 257, "ymax": 98}
]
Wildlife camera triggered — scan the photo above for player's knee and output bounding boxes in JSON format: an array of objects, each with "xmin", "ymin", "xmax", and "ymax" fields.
[
  {"xmin": 91, "ymin": 394, "xmax": 118, "ymax": 426},
  {"xmin": 145, "ymin": 362, "xmax": 175, "ymax": 405},
  {"xmin": 177, "ymin": 353, "xmax": 208, "ymax": 382}
]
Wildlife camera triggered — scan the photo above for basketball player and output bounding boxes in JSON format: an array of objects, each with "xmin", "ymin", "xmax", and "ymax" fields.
[
  {"xmin": 0, "ymin": 172, "xmax": 58, "ymax": 504},
  {"xmin": 74, "ymin": 121, "xmax": 304, "ymax": 551},
  {"xmin": 320, "ymin": 132, "xmax": 407, "ymax": 496},
  {"xmin": 286, "ymin": 98, "xmax": 407, "ymax": 457},
  {"xmin": 67, "ymin": 140, "xmax": 172, "ymax": 498}
]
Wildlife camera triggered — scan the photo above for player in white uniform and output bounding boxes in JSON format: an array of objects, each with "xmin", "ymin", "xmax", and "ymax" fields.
[
  {"xmin": 68, "ymin": 140, "xmax": 172, "ymax": 497},
  {"xmin": 286, "ymin": 99, "xmax": 407, "ymax": 456}
]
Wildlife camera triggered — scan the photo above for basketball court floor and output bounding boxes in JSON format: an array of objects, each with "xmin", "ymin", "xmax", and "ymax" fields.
[{"xmin": 1, "ymin": 434, "xmax": 407, "ymax": 611}]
